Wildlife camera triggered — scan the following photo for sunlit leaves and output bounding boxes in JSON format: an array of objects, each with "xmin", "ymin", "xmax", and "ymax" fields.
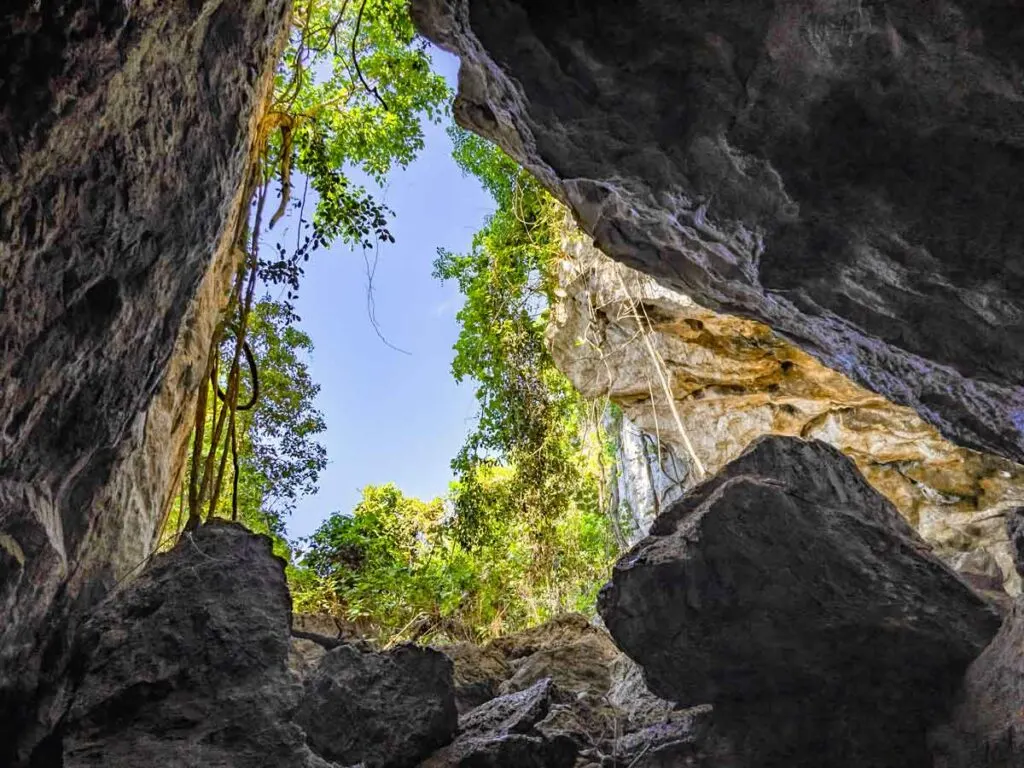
[
  {"xmin": 433, "ymin": 133, "xmax": 599, "ymax": 554},
  {"xmin": 299, "ymin": 481, "xmax": 614, "ymax": 644},
  {"xmin": 261, "ymin": 0, "xmax": 450, "ymax": 311}
]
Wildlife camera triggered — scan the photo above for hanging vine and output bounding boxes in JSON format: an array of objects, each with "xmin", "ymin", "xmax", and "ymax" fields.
[{"xmin": 169, "ymin": 0, "xmax": 450, "ymax": 537}]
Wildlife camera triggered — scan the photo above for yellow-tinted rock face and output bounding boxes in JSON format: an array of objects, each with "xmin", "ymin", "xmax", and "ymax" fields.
[{"xmin": 548, "ymin": 228, "xmax": 1024, "ymax": 593}]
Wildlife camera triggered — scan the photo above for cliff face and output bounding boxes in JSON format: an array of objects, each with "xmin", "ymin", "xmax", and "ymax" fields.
[
  {"xmin": 602, "ymin": 408, "xmax": 688, "ymax": 547},
  {"xmin": 550, "ymin": 229, "xmax": 1024, "ymax": 593},
  {"xmin": 0, "ymin": 0, "xmax": 288, "ymax": 757},
  {"xmin": 411, "ymin": 0, "xmax": 1024, "ymax": 465}
]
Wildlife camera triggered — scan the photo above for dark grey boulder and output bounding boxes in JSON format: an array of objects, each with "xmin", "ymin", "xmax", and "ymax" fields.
[
  {"xmin": 599, "ymin": 436, "xmax": 1001, "ymax": 767},
  {"xmin": 58, "ymin": 521, "xmax": 326, "ymax": 768},
  {"xmin": 930, "ymin": 599, "xmax": 1024, "ymax": 768},
  {"xmin": 928, "ymin": 509, "xmax": 1024, "ymax": 767},
  {"xmin": 295, "ymin": 642, "xmax": 457, "ymax": 768},
  {"xmin": 1007, "ymin": 507, "xmax": 1024, "ymax": 580},
  {"xmin": 440, "ymin": 642, "xmax": 511, "ymax": 714},
  {"xmin": 422, "ymin": 678, "xmax": 577, "ymax": 768}
]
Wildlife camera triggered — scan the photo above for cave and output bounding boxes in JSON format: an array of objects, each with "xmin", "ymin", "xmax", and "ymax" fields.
[{"xmin": 2, "ymin": 0, "xmax": 1024, "ymax": 766}]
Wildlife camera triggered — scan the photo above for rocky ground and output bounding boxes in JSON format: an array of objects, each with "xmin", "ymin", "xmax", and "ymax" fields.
[{"xmin": 9, "ymin": 435, "xmax": 1023, "ymax": 768}]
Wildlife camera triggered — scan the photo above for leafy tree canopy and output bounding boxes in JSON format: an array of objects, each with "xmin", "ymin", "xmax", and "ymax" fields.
[
  {"xmin": 261, "ymin": 0, "xmax": 451, "ymax": 313},
  {"xmin": 297, "ymin": 481, "xmax": 614, "ymax": 643},
  {"xmin": 433, "ymin": 130, "xmax": 600, "ymax": 556}
]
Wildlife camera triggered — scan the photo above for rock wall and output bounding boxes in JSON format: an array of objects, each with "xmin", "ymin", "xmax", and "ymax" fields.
[
  {"xmin": 603, "ymin": 408, "xmax": 688, "ymax": 547},
  {"xmin": 0, "ymin": 0, "xmax": 289, "ymax": 756},
  {"xmin": 549, "ymin": 227, "xmax": 1024, "ymax": 593},
  {"xmin": 410, "ymin": 0, "xmax": 1024, "ymax": 465}
]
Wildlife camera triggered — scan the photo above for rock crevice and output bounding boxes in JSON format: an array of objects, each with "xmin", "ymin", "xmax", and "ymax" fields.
[{"xmin": 548, "ymin": 225, "xmax": 1024, "ymax": 592}]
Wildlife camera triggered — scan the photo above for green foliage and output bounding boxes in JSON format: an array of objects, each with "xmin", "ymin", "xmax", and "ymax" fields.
[
  {"xmin": 433, "ymin": 131, "xmax": 600, "ymax": 558},
  {"xmin": 229, "ymin": 300, "xmax": 328, "ymax": 535},
  {"xmin": 260, "ymin": 0, "xmax": 451, "ymax": 311},
  {"xmin": 189, "ymin": 6, "xmax": 620, "ymax": 638},
  {"xmin": 183, "ymin": 0, "xmax": 447, "ymax": 533},
  {"xmin": 288, "ymin": 133, "xmax": 619, "ymax": 642},
  {"xmin": 298, "ymin": 482, "xmax": 615, "ymax": 644},
  {"xmin": 280, "ymin": 0, "xmax": 448, "ymax": 181}
]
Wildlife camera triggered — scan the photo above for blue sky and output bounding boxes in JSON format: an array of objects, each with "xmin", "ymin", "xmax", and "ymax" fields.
[{"xmin": 280, "ymin": 51, "xmax": 494, "ymax": 540}]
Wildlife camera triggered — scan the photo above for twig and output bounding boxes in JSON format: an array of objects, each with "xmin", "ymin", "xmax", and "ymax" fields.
[
  {"xmin": 362, "ymin": 204, "xmax": 411, "ymax": 355},
  {"xmin": 352, "ymin": 0, "xmax": 389, "ymax": 110},
  {"xmin": 626, "ymin": 742, "xmax": 652, "ymax": 768}
]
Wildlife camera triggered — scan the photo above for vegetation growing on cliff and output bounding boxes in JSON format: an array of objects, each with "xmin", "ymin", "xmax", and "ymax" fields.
[
  {"xmin": 289, "ymin": 134, "xmax": 618, "ymax": 643},
  {"xmin": 167, "ymin": 0, "xmax": 618, "ymax": 643},
  {"xmin": 435, "ymin": 130, "xmax": 613, "ymax": 562}
]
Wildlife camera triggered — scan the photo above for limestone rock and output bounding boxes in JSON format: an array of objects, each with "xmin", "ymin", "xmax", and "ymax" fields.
[
  {"xmin": 603, "ymin": 409, "xmax": 688, "ymax": 548},
  {"xmin": 931, "ymin": 600, "xmax": 1024, "ymax": 768},
  {"xmin": 929, "ymin": 511, "xmax": 1024, "ymax": 766},
  {"xmin": 498, "ymin": 633, "xmax": 619, "ymax": 700},
  {"xmin": 58, "ymin": 522, "xmax": 326, "ymax": 768},
  {"xmin": 421, "ymin": 678, "xmax": 577, "ymax": 768},
  {"xmin": 294, "ymin": 613, "xmax": 359, "ymax": 640},
  {"xmin": 441, "ymin": 642, "xmax": 511, "ymax": 714},
  {"xmin": 945, "ymin": 549, "xmax": 1015, "ymax": 615},
  {"xmin": 290, "ymin": 636, "xmax": 330, "ymax": 678},
  {"xmin": 24, "ymin": 522, "xmax": 461, "ymax": 768},
  {"xmin": 487, "ymin": 613, "xmax": 604, "ymax": 660},
  {"xmin": 599, "ymin": 436, "xmax": 1002, "ymax": 767},
  {"xmin": 295, "ymin": 643, "xmax": 457, "ymax": 768},
  {"xmin": 604, "ymin": 705, "xmax": 733, "ymax": 768},
  {"xmin": 435, "ymin": 616, "xmax": 689, "ymax": 766},
  {"xmin": 1007, "ymin": 507, "xmax": 1024, "ymax": 579},
  {"xmin": 289, "ymin": 613, "xmax": 371, "ymax": 677},
  {"xmin": 549, "ymin": 229, "xmax": 1024, "ymax": 591},
  {"xmin": 411, "ymin": 0, "xmax": 1024, "ymax": 464},
  {"xmin": 605, "ymin": 655, "xmax": 676, "ymax": 732},
  {"xmin": 0, "ymin": 0, "xmax": 288, "ymax": 755}
]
